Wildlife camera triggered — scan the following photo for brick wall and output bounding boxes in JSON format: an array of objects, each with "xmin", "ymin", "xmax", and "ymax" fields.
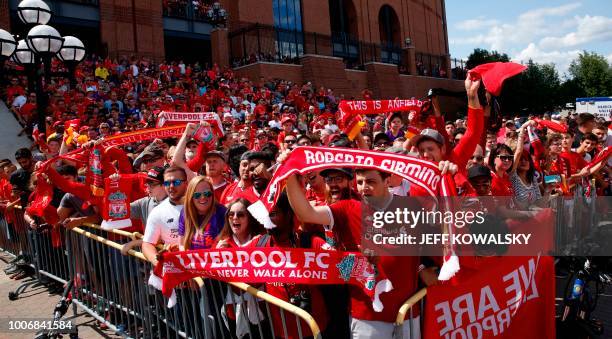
[
  {"xmin": 99, "ymin": 0, "xmax": 164, "ymax": 61},
  {"xmin": 0, "ymin": 0, "xmax": 9, "ymax": 31},
  {"xmin": 233, "ymin": 62, "xmax": 304, "ymax": 84}
]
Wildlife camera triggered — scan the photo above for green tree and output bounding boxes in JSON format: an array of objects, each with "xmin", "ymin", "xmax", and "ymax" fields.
[
  {"xmin": 568, "ymin": 51, "xmax": 612, "ymax": 97},
  {"xmin": 500, "ymin": 60, "xmax": 561, "ymax": 115},
  {"xmin": 466, "ymin": 48, "xmax": 510, "ymax": 69}
]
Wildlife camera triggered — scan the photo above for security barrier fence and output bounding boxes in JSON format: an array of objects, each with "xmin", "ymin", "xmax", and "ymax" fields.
[{"xmin": 0, "ymin": 187, "xmax": 606, "ymax": 338}]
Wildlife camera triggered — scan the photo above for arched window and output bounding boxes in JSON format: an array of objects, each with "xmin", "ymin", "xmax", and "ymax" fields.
[
  {"xmin": 379, "ymin": 5, "xmax": 400, "ymax": 45},
  {"xmin": 273, "ymin": 0, "xmax": 304, "ymax": 59},
  {"xmin": 378, "ymin": 5, "xmax": 401, "ymax": 64},
  {"xmin": 329, "ymin": 0, "xmax": 359, "ymax": 63}
]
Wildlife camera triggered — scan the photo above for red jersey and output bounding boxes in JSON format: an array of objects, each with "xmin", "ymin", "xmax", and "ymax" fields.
[
  {"xmin": 219, "ymin": 181, "xmax": 259, "ymax": 205},
  {"xmin": 327, "ymin": 199, "xmax": 420, "ymax": 322},
  {"xmin": 491, "ymin": 171, "xmax": 512, "ymax": 197}
]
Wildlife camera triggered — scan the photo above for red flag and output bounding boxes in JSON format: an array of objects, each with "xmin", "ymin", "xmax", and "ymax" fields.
[
  {"xmin": 470, "ymin": 62, "xmax": 527, "ymax": 96},
  {"xmin": 533, "ymin": 118, "xmax": 568, "ymax": 133}
]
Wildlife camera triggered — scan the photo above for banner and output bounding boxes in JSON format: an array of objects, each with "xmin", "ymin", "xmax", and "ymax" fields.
[
  {"xmin": 157, "ymin": 247, "xmax": 393, "ymax": 311},
  {"xmin": 423, "ymin": 255, "xmax": 555, "ymax": 339},
  {"xmin": 247, "ymin": 146, "xmax": 450, "ymax": 229},
  {"xmin": 156, "ymin": 111, "xmax": 224, "ymax": 136},
  {"xmin": 246, "ymin": 146, "xmax": 461, "ymax": 279},
  {"xmin": 338, "ymin": 100, "xmax": 425, "ymax": 138},
  {"xmin": 101, "ymin": 124, "xmax": 187, "ymax": 150}
]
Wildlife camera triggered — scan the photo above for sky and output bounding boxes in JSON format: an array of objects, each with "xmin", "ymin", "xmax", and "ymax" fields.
[{"xmin": 445, "ymin": 0, "xmax": 612, "ymax": 77}]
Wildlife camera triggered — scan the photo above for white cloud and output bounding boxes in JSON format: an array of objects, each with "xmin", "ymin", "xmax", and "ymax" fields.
[
  {"xmin": 513, "ymin": 43, "xmax": 581, "ymax": 75},
  {"xmin": 456, "ymin": 17, "xmax": 499, "ymax": 31},
  {"xmin": 539, "ymin": 15, "xmax": 612, "ymax": 49},
  {"xmin": 451, "ymin": 2, "xmax": 584, "ymax": 51}
]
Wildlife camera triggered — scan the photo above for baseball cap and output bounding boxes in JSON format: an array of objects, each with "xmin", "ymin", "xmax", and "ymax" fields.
[
  {"xmin": 467, "ymin": 165, "xmax": 492, "ymax": 180},
  {"xmin": 385, "ymin": 146, "xmax": 409, "ymax": 155},
  {"xmin": 320, "ymin": 167, "xmax": 354, "ymax": 180},
  {"xmin": 281, "ymin": 116, "xmax": 294, "ymax": 124},
  {"xmin": 205, "ymin": 150, "xmax": 226, "ymax": 162},
  {"xmin": 146, "ymin": 166, "xmax": 165, "ymax": 183},
  {"xmin": 410, "ymin": 128, "xmax": 445, "ymax": 147}
]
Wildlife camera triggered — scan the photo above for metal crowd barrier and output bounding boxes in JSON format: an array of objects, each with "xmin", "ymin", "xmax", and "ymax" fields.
[{"xmin": 0, "ymin": 209, "xmax": 323, "ymax": 339}]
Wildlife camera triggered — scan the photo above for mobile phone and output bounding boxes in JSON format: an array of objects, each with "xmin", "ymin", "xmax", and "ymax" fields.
[{"xmin": 544, "ymin": 175, "xmax": 561, "ymax": 184}]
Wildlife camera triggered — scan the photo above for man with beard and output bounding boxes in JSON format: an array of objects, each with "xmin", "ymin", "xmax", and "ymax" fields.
[
  {"xmin": 245, "ymin": 151, "xmax": 274, "ymax": 198},
  {"xmin": 142, "ymin": 166, "xmax": 187, "ymax": 267},
  {"xmin": 219, "ymin": 151, "xmax": 258, "ymax": 204}
]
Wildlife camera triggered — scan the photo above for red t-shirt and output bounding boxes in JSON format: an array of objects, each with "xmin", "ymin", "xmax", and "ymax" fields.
[
  {"xmin": 560, "ymin": 151, "xmax": 588, "ymax": 175},
  {"xmin": 328, "ymin": 199, "xmax": 420, "ymax": 322},
  {"xmin": 251, "ymin": 236, "xmax": 328, "ymax": 339},
  {"xmin": 219, "ymin": 181, "xmax": 259, "ymax": 205},
  {"xmin": 20, "ymin": 103, "xmax": 37, "ymax": 118},
  {"xmin": 491, "ymin": 172, "xmax": 512, "ymax": 197}
]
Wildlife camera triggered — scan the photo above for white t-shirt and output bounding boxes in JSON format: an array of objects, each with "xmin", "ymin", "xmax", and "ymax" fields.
[
  {"xmin": 143, "ymin": 198, "xmax": 184, "ymax": 245},
  {"xmin": 268, "ymin": 120, "xmax": 281, "ymax": 129},
  {"xmin": 12, "ymin": 95, "xmax": 26, "ymax": 109}
]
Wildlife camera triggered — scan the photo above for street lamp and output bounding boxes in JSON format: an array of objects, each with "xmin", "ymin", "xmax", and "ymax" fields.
[
  {"xmin": 0, "ymin": 0, "xmax": 86, "ymax": 135},
  {"xmin": 57, "ymin": 36, "xmax": 84, "ymax": 88},
  {"xmin": 0, "ymin": 29, "xmax": 17, "ymax": 67},
  {"xmin": 17, "ymin": 0, "xmax": 51, "ymax": 25},
  {"xmin": 206, "ymin": 2, "xmax": 228, "ymax": 28}
]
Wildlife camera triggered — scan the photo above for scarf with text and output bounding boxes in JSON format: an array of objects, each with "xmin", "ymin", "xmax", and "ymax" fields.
[
  {"xmin": 337, "ymin": 99, "xmax": 425, "ymax": 139},
  {"xmin": 100, "ymin": 174, "xmax": 143, "ymax": 230},
  {"xmin": 155, "ymin": 247, "xmax": 394, "ymax": 312},
  {"xmin": 156, "ymin": 111, "xmax": 224, "ymax": 136},
  {"xmin": 424, "ymin": 255, "xmax": 555, "ymax": 339},
  {"xmin": 247, "ymin": 146, "xmax": 461, "ymax": 280}
]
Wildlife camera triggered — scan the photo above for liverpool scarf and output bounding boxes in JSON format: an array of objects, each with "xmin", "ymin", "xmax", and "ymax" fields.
[
  {"xmin": 156, "ymin": 111, "xmax": 224, "ymax": 136},
  {"xmin": 155, "ymin": 247, "xmax": 394, "ymax": 312},
  {"xmin": 246, "ymin": 146, "xmax": 461, "ymax": 280}
]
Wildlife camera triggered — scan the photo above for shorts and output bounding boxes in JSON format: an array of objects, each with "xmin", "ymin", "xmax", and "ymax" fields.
[{"xmin": 350, "ymin": 316, "xmax": 421, "ymax": 339}]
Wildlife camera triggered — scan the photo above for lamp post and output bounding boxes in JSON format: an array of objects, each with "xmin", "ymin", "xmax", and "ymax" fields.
[
  {"xmin": 1, "ymin": 0, "xmax": 86, "ymax": 135},
  {"xmin": 206, "ymin": 2, "xmax": 228, "ymax": 28}
]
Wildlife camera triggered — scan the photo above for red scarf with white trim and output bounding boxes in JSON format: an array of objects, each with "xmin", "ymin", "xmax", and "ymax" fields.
[
  {"xmin": 247, "ymin": 146, "xmax": 461, "ymax": 279},
  {"xmin": 156, "ymin": 111, "xmax": 224, "ymax": 136},
  {"xmin": 338, "ymin": 99, "xmax": 425, "ymax": 139}
]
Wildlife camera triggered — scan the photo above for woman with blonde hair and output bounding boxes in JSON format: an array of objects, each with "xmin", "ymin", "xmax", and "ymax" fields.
[{"xmin": 178, "ymin": 175, "xmax": 227, "ymax": 250}]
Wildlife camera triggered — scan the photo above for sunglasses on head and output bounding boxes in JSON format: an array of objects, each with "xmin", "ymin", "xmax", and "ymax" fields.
[
  {"xmin": 193, "ymin": 190, "xmax": 213, "ymax": 199},
  {"xmin": 163, "ymin": 179, "xmax": 185, "ymax": 187}
]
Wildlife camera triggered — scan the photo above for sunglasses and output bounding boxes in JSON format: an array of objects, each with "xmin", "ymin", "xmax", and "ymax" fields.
[
  {"xmin": 471, "ymin": 155, "xmax": 484, "ymax": 161},
  {"xmin": 143, "ymin": 156, "xmax": 162, "ymax": 164},
  {"xmin": 497, "ymin": 155, "xmax": 513, "ymax": 161},
  {"xmin": 324, "ymin": 176, "xmax": 346, "ymax": 184},
  {"xmin": 163, "ymin": 179, "xmax": 185, "ymax": 187},
  {"xmin": 228, "ymin": 211, "xmax": 247, "ymax": 218},
  {"xmin": 192, "ymin": 190, "xmax": 213, "ymax": 199},
  {"xmin": 284, "ymin": 139, "xmax": 296, "ymax": 144}
]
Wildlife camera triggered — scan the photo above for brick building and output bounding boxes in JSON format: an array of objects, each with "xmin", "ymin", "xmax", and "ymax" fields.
[{"xmin": 2, "ymin": 0, "xmax": 466, "ymax": 104}]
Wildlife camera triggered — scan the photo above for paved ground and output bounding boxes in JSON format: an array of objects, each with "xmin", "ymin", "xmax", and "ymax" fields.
[
  {"xmin": 0, "ymin": 101, "xmax": 32, "ymax": 161},
  {"xmin": 0, "ymin": 252, "xmax": 121, "ymax": 339}
]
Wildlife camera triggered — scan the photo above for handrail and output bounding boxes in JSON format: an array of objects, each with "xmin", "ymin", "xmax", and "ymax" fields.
[
  {"xmin": 69, "ymin": 224, "xmax": 321, "ymax": 338},
  {"xmin": 395, "ymin": 288, "xmax": 427, "ymax": 325},
  {"xmin": 81, "ymin": 222, "xmax": 143, "ymax": 240}
]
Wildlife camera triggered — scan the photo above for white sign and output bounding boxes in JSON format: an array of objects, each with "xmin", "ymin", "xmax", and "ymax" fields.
[{"xmin": 576, "ymin": 97, "xmax": 612, "ymax": 121}]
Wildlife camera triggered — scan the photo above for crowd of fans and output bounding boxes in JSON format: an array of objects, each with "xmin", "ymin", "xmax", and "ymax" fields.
[
  {"xmin": 163, "ymin": 0, "xmax": 213, "ymax": 20},
  {"xmin": 1, "ymin": 54, "xmax": 611, "ymax": 338}
]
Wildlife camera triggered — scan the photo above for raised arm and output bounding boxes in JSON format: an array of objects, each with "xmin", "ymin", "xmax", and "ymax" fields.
[
  {"xmin": 286, "ymin": 174, "xmax": 332, "ymax": 225},
  {"xmin": 512, "ymin": 120, "xmax": 536, "ymax": 172},
  {"xmin": 451, "ymin": 77, "xmax": 484, "ymax": 169},
  {"xmin": 172, "ymin": 123, "xmax": 199, "ymax": 180}
]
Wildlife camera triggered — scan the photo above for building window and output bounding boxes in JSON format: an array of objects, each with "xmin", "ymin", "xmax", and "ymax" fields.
[
  {"xmin": 273, "ymin": 0, "xmax": 303, "ymax": 59},
  {"xmin": 379, "ymin": 5, "xmax": 401, "ymax": 64}
]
